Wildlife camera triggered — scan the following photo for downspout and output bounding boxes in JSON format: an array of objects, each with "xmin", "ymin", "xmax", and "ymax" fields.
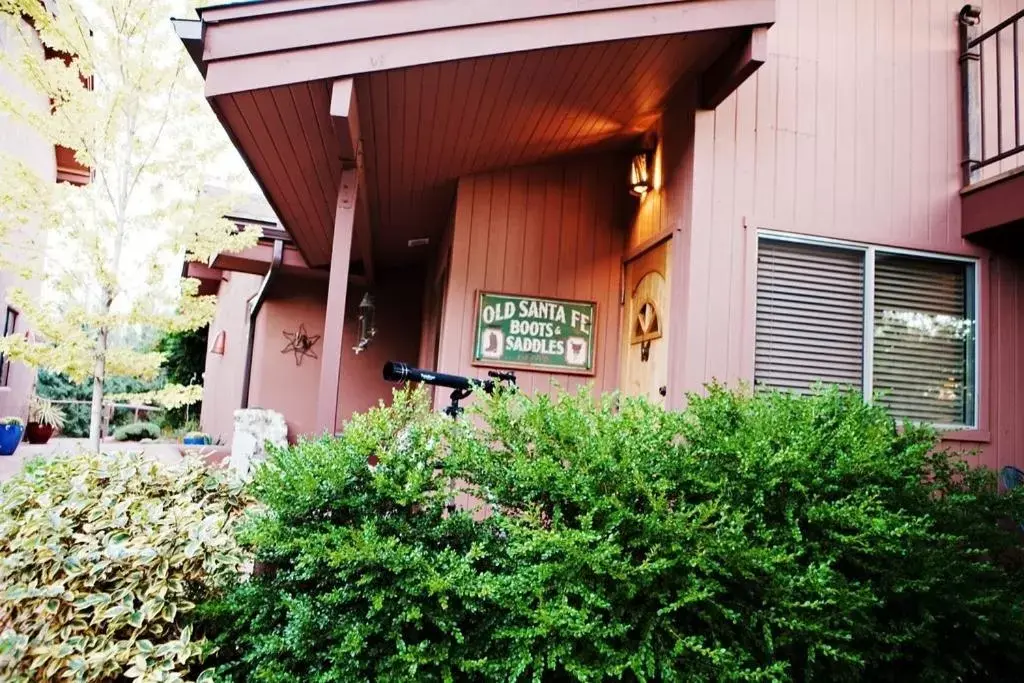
[{"xmin": 241, "ymin": 239, "xmax": 284, "ymax": 408}]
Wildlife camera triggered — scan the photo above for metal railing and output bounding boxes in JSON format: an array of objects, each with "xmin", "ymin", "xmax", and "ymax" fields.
[{"xmin": 959, "ymin": 4, "xmax": 1024, "ymax": 185}]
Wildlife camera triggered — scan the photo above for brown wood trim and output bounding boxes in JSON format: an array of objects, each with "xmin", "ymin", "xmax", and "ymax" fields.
[
  {"xmin": 203, "ymin": 0, "xmax": 775, "ymax": 95},
  {"xmin": 624, "ymin": 228, "xmax": 674, "ymax": 263},
  {"xmin": 700, "ymin": 26, "xmax": 767, "ymax": 109}
]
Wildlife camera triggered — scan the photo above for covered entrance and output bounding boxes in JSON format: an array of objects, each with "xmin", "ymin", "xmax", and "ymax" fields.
[{"xmin": 177, "ymin": 0, "xmax": 774, "ymax": 437}]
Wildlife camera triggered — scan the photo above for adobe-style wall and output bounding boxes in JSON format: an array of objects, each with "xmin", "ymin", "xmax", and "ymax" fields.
[
  {"xmin": 249, "ymin": 278, "xmax": 328, "ymax": 441},
  {"xmin": 203, "ymin": 272, "xmax": 423, "ymax": 443},
  {"xmin": 660, "ymin": 0, "xmax": 1024, "ymax": 469},
  {"xmin": 435, "ymin": 154, "xmax": 628, "ymax": 399},
  {"xmin": 0, "ymin": 16, "xmax": 57, "ymax": 421},
  {"xmin": 201, "ymin": 272, "xmax": 262, "ymax": 445},
  {"xmin": 338, "ymin": 273, "xmax": 424, "ymax": 424}
]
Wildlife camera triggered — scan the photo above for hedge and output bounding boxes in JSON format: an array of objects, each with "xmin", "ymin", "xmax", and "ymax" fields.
[{"xmin": 199, "ymin": 386, "xmax": 1024, "ymax": 682}]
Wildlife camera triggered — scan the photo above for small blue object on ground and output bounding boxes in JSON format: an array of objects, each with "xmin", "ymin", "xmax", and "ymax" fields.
[{"xmin": 0, "ymin": 424, "xmax": 23, "ymax": 456}]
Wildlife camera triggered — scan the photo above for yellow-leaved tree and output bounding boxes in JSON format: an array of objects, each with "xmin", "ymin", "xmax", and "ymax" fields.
[{"xmin": 0, "ymin": 0, "xmax": 257, "ymax": 450}]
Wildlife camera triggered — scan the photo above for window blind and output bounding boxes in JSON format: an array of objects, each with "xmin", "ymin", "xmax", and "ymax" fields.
[
  {"xmin": 755, "ymin": 240, "xmax": 865, "ymax": 393},
  {"xmin": 873, "ymin": 255, "xmax": 973, "ymax": 426}
]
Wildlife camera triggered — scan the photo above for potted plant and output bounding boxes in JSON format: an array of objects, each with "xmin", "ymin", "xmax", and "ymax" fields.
[
  {"xmin": 182, "ymin": 431, "xmax": 211, "ymax": 446},
  {"xmin": 26, "ymin": 396, "xmax": 65, "ymax": 445},
  {"xmin": 0, "ymin": 417, "xmax": 24, "ymax": 455}
]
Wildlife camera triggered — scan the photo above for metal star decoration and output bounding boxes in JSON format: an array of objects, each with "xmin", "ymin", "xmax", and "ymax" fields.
[{"xmin": 281, "ymin": 324, "xmax": 321, "ymax": 366}]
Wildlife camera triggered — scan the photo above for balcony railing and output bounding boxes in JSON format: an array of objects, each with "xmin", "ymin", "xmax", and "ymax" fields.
[{"xmin": 959, "ymin": 4, "xmax": 1024, "ymax": 186}]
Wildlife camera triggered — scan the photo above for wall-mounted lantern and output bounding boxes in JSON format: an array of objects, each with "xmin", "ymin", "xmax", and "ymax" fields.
[
  {"xmin": 353, "ymin": 292, "xmax": 376, "ymax": 354},
  {"xmin": 629, "ymin": 149, "xmax": 653, "ymax": 197},
  {"xmin": 210, "ymin": 330, "xmax": 226, "ymax": 355}
]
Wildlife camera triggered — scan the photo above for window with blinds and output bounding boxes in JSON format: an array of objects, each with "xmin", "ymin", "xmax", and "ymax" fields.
[
  {"xmin": 873, "ymin": 255, "xmax": 975, "ymax": 426},
  {"xmin": 755, "ymin": 239, "xmax": 865, "ymax": 393},
  {"xmin": 754, "ymin": 236, "xmax": 977, "ymax": 428}
]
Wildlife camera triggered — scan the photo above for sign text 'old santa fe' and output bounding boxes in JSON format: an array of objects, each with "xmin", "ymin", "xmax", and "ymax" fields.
[{"xmin": 473, "ymin": 292, "xmax": 596, "ymax": 374}]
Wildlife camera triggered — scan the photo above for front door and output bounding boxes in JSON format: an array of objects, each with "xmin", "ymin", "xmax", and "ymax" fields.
[{"xmin": 620, "ymin": 243, "xmax": 670, "ymax": 404}]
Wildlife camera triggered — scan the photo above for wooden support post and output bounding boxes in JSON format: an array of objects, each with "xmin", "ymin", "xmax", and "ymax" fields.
[
  {"xmin": 316, "ymin": 168, "xmax": 358, "ymax": 434},
  {"xmin": 959, "ymin": 5, "xmax": 983, "ymax": 186},
  {"xmin": 331, "ymin": 77, "xmax": 375, "ymax": 285}
]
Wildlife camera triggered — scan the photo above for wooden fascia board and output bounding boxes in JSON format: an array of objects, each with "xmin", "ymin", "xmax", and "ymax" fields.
[
  {"xmin": 203, "ymin": 0, "xmax": 775, "ymax": 96},
  {"xmin": 202, "ymin": 0, "xmax": 743, "ymax": 60},
  {"xmin": 699, "ymin": 26, "xmax": 767, "ymax": 109},
  {"xmin": 212, "ymin": 243, "xmax": 310, "ymax": 273}
]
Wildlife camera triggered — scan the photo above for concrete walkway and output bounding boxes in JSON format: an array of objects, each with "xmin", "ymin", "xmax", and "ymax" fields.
[{"xmin": 0, "ymin": 439, "xmax": 189, "ymax": 482}]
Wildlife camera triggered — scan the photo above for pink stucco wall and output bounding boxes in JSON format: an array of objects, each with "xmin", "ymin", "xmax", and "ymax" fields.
[
  {"xmin": 0, "ymin": 16, "xmax": 56, "ymax": 421},
  {"xmin": 200, "ymin": 272, "xmax": 261, "ymax": 445},
  {"xmin": 201, "ymin": 272, "xmax": 423, "ymax": 444}
]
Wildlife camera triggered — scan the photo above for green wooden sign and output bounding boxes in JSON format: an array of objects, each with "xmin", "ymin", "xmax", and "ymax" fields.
[{"xmin": 473, "ymin": 291, "xmax": 596, "ymax": 374}]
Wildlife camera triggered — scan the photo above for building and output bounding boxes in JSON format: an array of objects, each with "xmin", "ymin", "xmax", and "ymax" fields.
[
  {"xmin": 178, "ymin": 0, "xmax": 1024, "ymax": 472},
  {"xmin": 0, "ymin": 10, "xmax": 90, "ymax": 421}
]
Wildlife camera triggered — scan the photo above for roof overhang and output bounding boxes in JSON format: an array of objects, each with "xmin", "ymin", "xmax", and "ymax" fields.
[
  {"xmin": 178, "ymin": 0, "xmax": 774, "ymax": 268},
  {"xmin": 196, "ymin": 0, "xmax": 774, "ymax": 96}
]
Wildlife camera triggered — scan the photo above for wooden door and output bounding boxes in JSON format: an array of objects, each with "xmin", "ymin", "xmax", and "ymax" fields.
[{"xmin": 620, "ymin": 243, "xmax": 670, "ymax": 404}]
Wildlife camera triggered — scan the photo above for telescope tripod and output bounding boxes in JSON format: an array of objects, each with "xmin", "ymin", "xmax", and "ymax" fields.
[{"xmin": 444, "ymin": 388, "xmax": 473, "ymax": 418}]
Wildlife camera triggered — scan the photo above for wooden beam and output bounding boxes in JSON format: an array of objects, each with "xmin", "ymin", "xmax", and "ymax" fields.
[
  {"xmin": 699, "ymin": 26, "xmax": 767, "ymax": 110},
  {"xmin": 316, "ymin": 168, "xmax": 358, "ymax": 434},
  {"xmin": 203, "ymin": 0, "xmax": 775, "ymax": 96},
  {"xmin": 330, "ymin": 77, "xmax": 376, "ymax": 285}
]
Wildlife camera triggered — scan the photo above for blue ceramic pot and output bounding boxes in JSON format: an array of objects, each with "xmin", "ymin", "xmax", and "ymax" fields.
[
  {"xmin": 183, "ymin": 434, "xmax": 211, "ymax": 446},
  {"xmin": 0, "ymin": 423, "xmax": 24, "ymax": 456}
]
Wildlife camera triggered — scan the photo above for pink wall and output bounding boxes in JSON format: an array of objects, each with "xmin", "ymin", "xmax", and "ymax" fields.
[
  {"xmin": 203, "ymin": 271, "xmax": 423, "ymax": 442},
  {"xmin": 250, "ymin": 278, "xmax": 327, "ymax": 441},
  {"xmin": 338, "ymin": 274, "xmax": 424, "ymax": 424},
  {"xmin": 0, "ymin": 16, "xmax": 58, "ymax": 421},
  {"xmin": 658, "ymin": 0, "xmax": 1024, "ymax": 469},
  {"xmin": 201, "ymin": 272, "xmax": 261, "ymax": 445},
  {"xmin": 436, "ymin": 154, "xmax": 628, "ymax": 400}
]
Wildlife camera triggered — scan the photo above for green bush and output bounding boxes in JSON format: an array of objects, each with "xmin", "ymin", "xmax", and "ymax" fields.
[
  {"xmin": 0, "ymin": 451, "xmax": 250, "ymax": 682},
  {"xmin": 113, "ymin": 421, "xmax": 162, "ymax": 442},
  {"xmin": 200, "ymin": 387, "xmax": 1024, "ymax": 682},
  {"xmin": 36, "ymin": 371, "xmax": 165, "ymax": 438}
]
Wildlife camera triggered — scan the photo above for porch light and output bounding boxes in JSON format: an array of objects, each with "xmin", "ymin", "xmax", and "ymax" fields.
[
  {"xmin": 353, "ymin": 292, "xmax": 377, "ymax": 355},
  {"xmin": 211, "ymin": 330, "xmax": 226, "ymax": 355},
  {"xmin": 630, "ymin": 150, "xmax": 653, "ymax": 196}
]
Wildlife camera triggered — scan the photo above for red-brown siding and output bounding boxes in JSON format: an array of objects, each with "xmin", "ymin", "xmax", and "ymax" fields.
[
  {"xmin": 667, "ymin": 0, "xmax": 1024, "ymax": 467},
  {"xmin": 435, "ymin": 154, "xmax": 628, "ymax": 398}
]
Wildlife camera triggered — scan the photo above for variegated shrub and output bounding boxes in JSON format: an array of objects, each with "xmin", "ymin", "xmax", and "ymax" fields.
[{"xmin": 0, "ymin": 451, "xmax": 250, "ymax": 682}]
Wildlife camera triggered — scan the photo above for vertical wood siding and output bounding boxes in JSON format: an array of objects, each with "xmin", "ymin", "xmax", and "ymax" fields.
[
  {"xmin": 436, "ymin": 154, "xmax": 627, "ymax": 397},
  {"xmin": 674, "ymin": 0, "xmax": 1024, "ymax": 466}
]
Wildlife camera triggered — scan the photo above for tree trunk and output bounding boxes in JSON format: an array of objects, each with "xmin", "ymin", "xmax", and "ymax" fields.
[{"xmin": 88, "ymin": 330, "xmax": 107, "ymax": 451}]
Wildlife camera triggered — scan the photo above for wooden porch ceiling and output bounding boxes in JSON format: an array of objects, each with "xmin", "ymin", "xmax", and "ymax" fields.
[
  {"xmin": 186, "ymin": 0, "xmax": 774, "ymax": 269},
  {"xmin": 213, "ymin": 30, "xmax": 737, "ymax": 267}
]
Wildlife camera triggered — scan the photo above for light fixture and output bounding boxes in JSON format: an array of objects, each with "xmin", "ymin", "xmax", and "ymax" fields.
[
  {"xmin": 211, "ymin": 330, "xmax": 226, "ymax": 355},
  {"xmin": 353, "ymin": 292, "xmax": 377, "ymax": 355},
  {"xmin": 630, "ymin": 149, "xmax": 653, "ymax": 196}
]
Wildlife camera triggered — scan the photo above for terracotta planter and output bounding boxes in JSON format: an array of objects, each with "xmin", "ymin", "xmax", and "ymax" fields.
[{"xmin": 26, "ymin": 422, "xmax": 54, "ymax": 445}]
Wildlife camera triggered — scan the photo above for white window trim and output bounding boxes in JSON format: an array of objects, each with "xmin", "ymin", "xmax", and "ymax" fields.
[{"xmin": 755, "ymin": 230, "xmax": 980, "ymax": 430}]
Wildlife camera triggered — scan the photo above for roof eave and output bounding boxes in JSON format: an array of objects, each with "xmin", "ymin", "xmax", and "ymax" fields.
[{"xmin": 171, "ymin": 17, "xmax": 206, "ymax": 77}]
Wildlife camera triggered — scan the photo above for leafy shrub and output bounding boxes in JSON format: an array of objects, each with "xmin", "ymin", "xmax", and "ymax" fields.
[
  {"xmin": 0, "ymin": 417, "xmax": 23, "ymax": 426},
  {"xmin": 113, "ymin": 421, "xmax": 161, "ymax": 442},
  {"xmin": 0, "ymin": 451, "xmax": 250, "ymax": 682},
  {"xmin": 37, "ymin": 371, "xmax": 165, "ymax": 437},
  {"xmin": 200, "ymin": 386, "xmax": 1024, "ymax": 682}
]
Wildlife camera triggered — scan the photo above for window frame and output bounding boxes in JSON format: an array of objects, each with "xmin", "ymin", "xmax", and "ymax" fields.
[{"xmin": 756, "ymin": 230, "xmax": 980, "ymax": 430}]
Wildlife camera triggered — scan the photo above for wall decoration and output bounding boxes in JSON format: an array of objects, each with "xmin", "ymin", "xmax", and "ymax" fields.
[
  {"xmin": 281, "ymin": 324, "xmax": 321, "ymax": 366},
  {"xmin": 473, "ymin": 291, "xmax": 596, "ymax": 375}
]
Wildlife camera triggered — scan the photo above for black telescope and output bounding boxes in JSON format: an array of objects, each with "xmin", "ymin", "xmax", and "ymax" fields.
[{"xmin": 382, "ymin": 361, "xmax": 516, "ymax": 417}]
